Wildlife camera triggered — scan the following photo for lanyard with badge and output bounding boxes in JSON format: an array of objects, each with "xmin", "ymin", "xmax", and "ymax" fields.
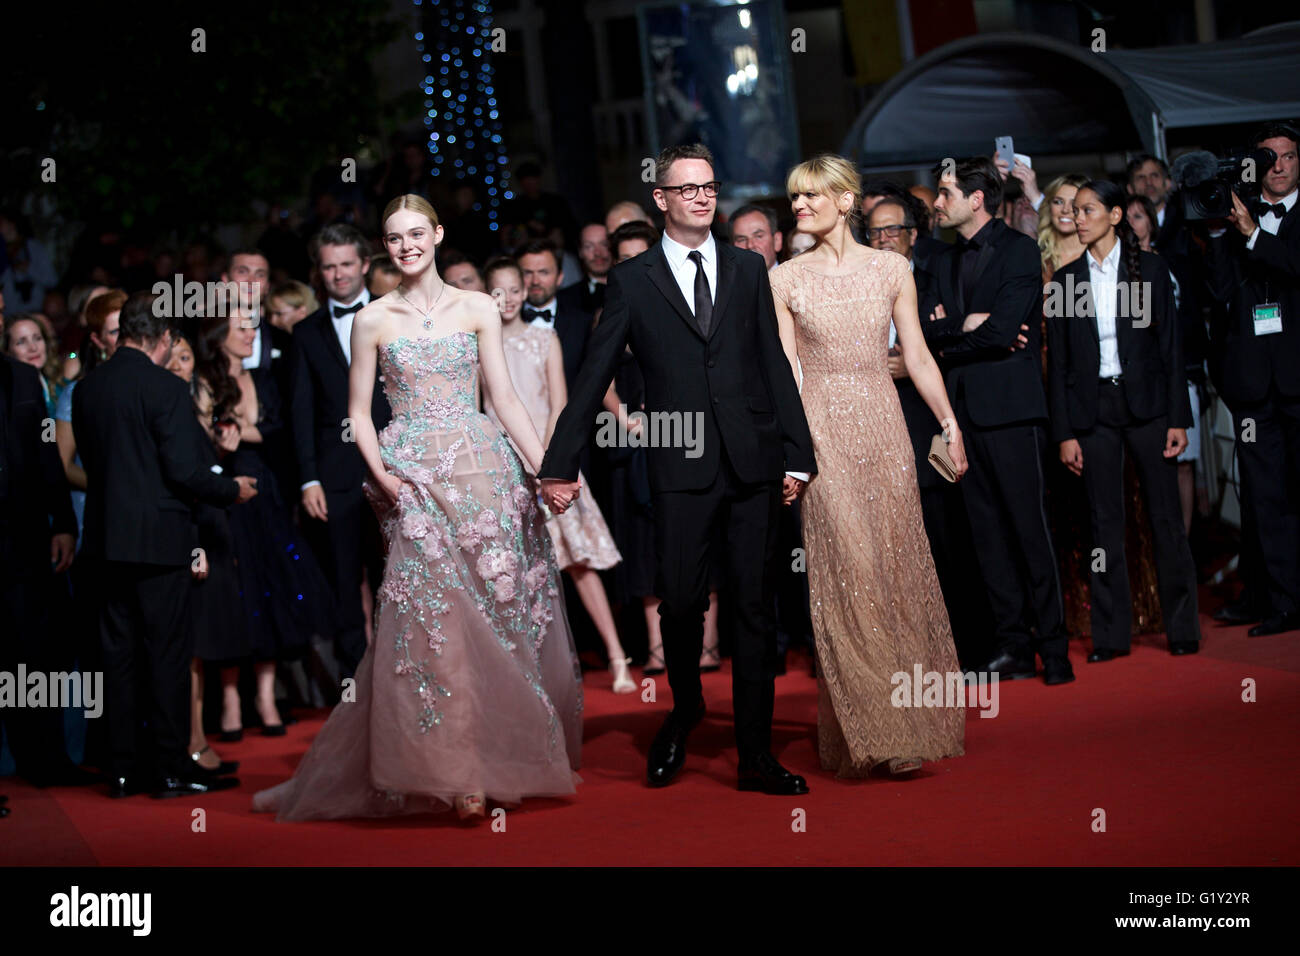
[{"xmin": 1253, "ymin": 218, "xmax": 1284, "ymax": 335}]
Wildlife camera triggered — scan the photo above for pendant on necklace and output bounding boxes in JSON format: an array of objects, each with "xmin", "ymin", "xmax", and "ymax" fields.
[{"xmin": 422, "ymin": 316, "xmax": 434, "ymax": 330}]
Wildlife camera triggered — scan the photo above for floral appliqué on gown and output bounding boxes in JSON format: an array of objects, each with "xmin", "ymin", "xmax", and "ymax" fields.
[
  {"xmin": 770, "ymin": 253, "xmax": 964, "ymax": 775},
  {"xmin": 253, "ymin": 331, "xmax": 583, "ymax": 820}
]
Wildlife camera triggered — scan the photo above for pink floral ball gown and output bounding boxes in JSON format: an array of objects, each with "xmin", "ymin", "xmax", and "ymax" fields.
[{"xmin": 253, "ymin": 330, "xmax": 583, "ymax": 820}]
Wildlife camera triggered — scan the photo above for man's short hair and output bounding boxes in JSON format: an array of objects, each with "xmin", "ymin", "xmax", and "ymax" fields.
[
  {"xmin": 609, "ymin": 221, "xmax": 660, "ymax": 256},
  {"xmin": 227, "ymin": 247, "xmax": 268, "ymax": 264},
  {"xmin": 370, "ymin": 256, "xmax": 401, "ymax": 276},
  {"xmin": 1125, "ymin": 153, "xmax": 1171, "ymax": 180},
  {"xmin": 514, "ymin": 237, "xmax": 562, "ymax": 269},
  {"xmin": 309, "ymin": 223, "xmax": 371, "ymax": 264},
  {"xmin": 862, "ymin": 179, "xmax": 909, "ymax": 202},
  {"xmin": 118, "ymin": 292, "xmax": 175, "ymax": 346},
  {"xmin": 728, "ymin": 204, "xmax": 779, "ymax": 238},
  {"xmin": 1250, "ymin": 121, "xmax": 1300, "ymax": 152},
  {"xmin": 931, "ymin": 157, "xmax": 1003, "ymax": 213},
  {"xmin": 866, "ymin": 197, "xmax": 916, "ymax": 230},
  {"xmin": 655, "ymin": 144, "xmax": 715, "ymax": 186}
]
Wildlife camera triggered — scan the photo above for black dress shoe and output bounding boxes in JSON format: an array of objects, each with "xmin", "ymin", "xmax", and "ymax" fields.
[
  {"xmin": 1169, "ymin": 641, "xmax": 1200, "ymax": 655},
  {"xmin": 1042, "ymin": 657, "xmax": 1076, "ymax": 685},
  {"xmin": 738, "ymin": 752, "xmax": 809, "ymax": 795},
  {"xmin": 646, "ymin": 701, "xmax": 705, "ymax": 788},
  {"xmin": 983, "ymin": 651, "xmax": 1037, "ymax": 680},
  {"xmin": 151, "ymin": 775, "xmax": 240, "ymax": 799},
  {"xmin": 1212, "ymin": 598, "xmax": 1259, "ymax": 625},
  {"xmin": 1087, "ymin": 647, "xmax": 1130, "ymax": 663},
  {"xmin": 109, "ymin": 776, "xmax": 148, "ymax": 799},
  {"xmin": 1248, "ymin": 612, "xmax": 1300, "ymax": 637}
]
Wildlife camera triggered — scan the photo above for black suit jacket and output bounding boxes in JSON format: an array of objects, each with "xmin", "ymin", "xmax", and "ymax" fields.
[
  {"xmin": 1204, "ymin": 203, "xmax": 1300, "ymax": 405},
  {"xmin": 539, "ymin": 241, "xmax": 815, "ymax": 493},
  {"xmin": 1046, "ymin": 250, "xmax": 1191, "ymax": 443},
  {"xmin": 289, "ymin": 307, "xmax": 391, "ymax": 493},
  {"xmin": 0, "ymin": 357, "xmax": 76, "ymax": 545},
  {"xmin": 558, "ymin": 279, "xmax": 606, "ymax": 317},
  {"xmin": 923, "ymin": 218, "xmax": 1048, "ymax": 428},
  {"xmin": 72, "ymin": 347, "xmax": 239, "ymax": 566},
  {"xmin": 895, "ymin": 264, "xmax": 945, "ymax": 488}
]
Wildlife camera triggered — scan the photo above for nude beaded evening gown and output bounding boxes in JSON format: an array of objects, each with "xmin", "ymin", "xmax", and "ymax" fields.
[{"xmin": 769, "ymin": 251, "xmax": 965, "ymax": 775}]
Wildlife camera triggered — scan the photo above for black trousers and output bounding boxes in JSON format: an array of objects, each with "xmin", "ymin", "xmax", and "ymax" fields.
[
  {"xmin": 1077, "ymin": 382, "xmax": 1201, "ymax": 649},
  {"xmin": 958, "ymin": 418, "xmax": 1068, "ymax": 661},
  {"xmin": 0, "ymin": 525, "xmax": 75, "ymax": 781},
  {"xmin": 308, "ymin": 486, "xmax": 384, "ymax": 679},
  {"xmin": 99, "ymin": 561, "xmax": 194, "ymax": 780},
  {"xmin": 1231, "ymin": 388, "xmax": 1300, "ymax": 616},
  {"xmin": 773, "ymin": 499, "xmax": 813, "ymax": 655},
  {"xmin": 918, "ymin": 482, "xmax": 996, "ymax": 669},
  {"xmin": 653, "ymin": 455, "xmax": 781, "ymax": 761}
]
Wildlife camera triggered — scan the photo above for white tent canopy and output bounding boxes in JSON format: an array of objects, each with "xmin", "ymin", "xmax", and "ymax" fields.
[{"xmin": 841, "ymin": 24, "xmax": 1300, "ymax": 170}]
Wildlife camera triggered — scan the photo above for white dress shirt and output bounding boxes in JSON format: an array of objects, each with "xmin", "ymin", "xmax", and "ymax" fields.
[
  {"xmin": 241, "ymin": 312, "xmax": 264, "ymax": 370},
  {"xmin": 1246, "ymin": 188, "xmax": 1298, "ymax": 248},
  {"xmin": 1088, "ymin": 240, "xmax": 1124, "ymax": 378},
  {"xmin": 328, "ymin": 290, "xmax": 370, "ymax": 367},
  {"xmin": 525, "ymin": 298, "xmax": 558, "ymax": 330}
]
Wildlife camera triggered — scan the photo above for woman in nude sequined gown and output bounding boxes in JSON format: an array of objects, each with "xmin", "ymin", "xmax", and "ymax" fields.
[
  {"xmin": 770, "ymin": 155, "xmax": 967, "ymax": 776},
  {"xmin": 480, "ymin": 257, "xmax": 636, "ymax": 694},
  {"xmin": 252, "ymin": 196, "xmax": 582, "ymax": 821}
]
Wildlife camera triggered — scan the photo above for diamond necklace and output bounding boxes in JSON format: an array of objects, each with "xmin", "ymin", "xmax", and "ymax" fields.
[{"xmin": 396, "ymin": 280, "xmax": 447, "ymax": 330}]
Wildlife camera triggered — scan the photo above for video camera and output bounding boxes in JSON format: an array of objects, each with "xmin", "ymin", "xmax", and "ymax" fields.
[{"xmin": 1174, "ymin": 147, "xmax": 1278, "ymax": 220}]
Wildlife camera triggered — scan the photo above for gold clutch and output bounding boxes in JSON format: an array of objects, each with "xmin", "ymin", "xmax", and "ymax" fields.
[{"xmin": 928, "ymin": 434, "xmax": 958, "ymax": 482}]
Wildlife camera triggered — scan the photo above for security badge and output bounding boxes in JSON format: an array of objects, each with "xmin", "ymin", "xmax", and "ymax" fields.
[{"xmin": 1252, "ymin": 302, "xmax": 1282, "ymax": 335}]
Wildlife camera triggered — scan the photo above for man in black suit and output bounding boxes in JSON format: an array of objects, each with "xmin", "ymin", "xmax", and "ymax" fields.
[
  {"xmin": 557, "ymin": 223, "xmax": 612, "ymax": 315},
  {"xmin": 72, "ymin": 292, "xmax": 257, "ymax": 797},
  {"xmin": 517, "ymin": 237, "xmax": 591, "ymax": 387},
  {"xmin": 869, "ymin": 198, "xmax": 995, "ymax": 669},
  {"xmin": 290, "ymin": 224, "xmax": 391, "ymax": 678},
  {"xmin": 1205, "ymin": 122, "xmax": 1300, "ymax": 637},
  {"xmin": 0, "ymin": 355, "xmax": 89, "ymax": 793},
  {"xmin": 1048, "ymin": 233, "xmax": 1200, "ymax": 656},
  {"xmin": 925, "ymin": 157, "xmax": 1074, "ymax": 685},
  {"xmin": 539, "ymin": 144, "xmax": 817, "ymax": 794}
]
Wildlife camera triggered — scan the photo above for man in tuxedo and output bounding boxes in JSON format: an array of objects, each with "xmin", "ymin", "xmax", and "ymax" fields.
[
  {"xmin": 869, "ymin": 199, "xmax": 995, "ymax": 669},
  {"xmin": 558, "ymin": 223, "xmax": 612, "ymax": 315},
  {"xmin": 0, "ymin": 355, "xmax": 90, "ymax": 791},
  {"xmin": 1205, "ymin": 122, "xmax": 1300, "ymax": 637},
  {"xmin": 925, "ymin": 157, "xmax": 1074, "ymax": 685},
  {"xmin": 539, "ymin": 144, "xmax": 817, "ymax": 794},
  {"xmin": 517, "ymin": 238, "xmax": 591, "ymax": 387},
  {"xmin": 290, "ymin": 224, "xmax": 391, "ymax": 678},
  {"xmin": 72, "ymin": 292, "xmax": 256, "ymax": 797}
]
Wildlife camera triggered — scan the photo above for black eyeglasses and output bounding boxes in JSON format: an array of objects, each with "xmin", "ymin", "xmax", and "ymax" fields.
[
  {"xmin": 658, "ymin": 181, "xmax": 721, "ymax": 200},
  {"xmin": 865, "ymin": 224, "xmax": 911, "ymax": 239}
]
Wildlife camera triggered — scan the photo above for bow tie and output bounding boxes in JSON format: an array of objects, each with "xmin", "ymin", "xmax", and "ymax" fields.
[
  {"xmin": 523, "ymin": 307, "xmax": 554, "ymax": 321},
  {"xmin": 1256, "ymin": 200, "xmax": 1288, "ymax": 219},
  {"xmin": 332, "ymin": 302, "xmax": 363, "ymax": 318}
]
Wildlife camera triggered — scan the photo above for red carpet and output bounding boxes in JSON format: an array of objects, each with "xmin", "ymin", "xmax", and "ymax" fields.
[{"xmin": 3, "ymin": 613, "xmax": 1298, "ymax": 866}]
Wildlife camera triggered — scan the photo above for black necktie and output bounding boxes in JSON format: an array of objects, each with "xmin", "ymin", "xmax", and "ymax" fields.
[
  {"xmin": 1256, "ymin": 200, "xmax": 1287, "ymax": 219},
  {"xmin": 687, "ymin": 250, "xmax": 712, "ymax": 336},
  {"xmin": 332, "ymin": 301, "xmax": 363, "ymax": 318}
]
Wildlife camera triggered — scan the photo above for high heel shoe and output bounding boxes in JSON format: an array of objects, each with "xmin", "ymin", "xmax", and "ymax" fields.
[
  {"xmin": 455, "ymin": 792, "xmax": 486, "ymax": 820},
  {"xmin": 610, "ymin": 656, "xmax": 637, "ymax": 694},
  {"xmin": 699, "ymin": 643, "xmax": 721, "ymax": 673},
  {"xmin": 643, "ymin": 647, "xmax": 666, "ymax": 676},
  {"xmin": 887, "ymin": 757, "xmax": 923, "ymax": 776},
  {"xmin": 218, "ymin": 726, "xmax": 243, "ymax": 743},
  {"xmin": 191, "ymin": 746, "xmax": 239, "ymax": 776}
]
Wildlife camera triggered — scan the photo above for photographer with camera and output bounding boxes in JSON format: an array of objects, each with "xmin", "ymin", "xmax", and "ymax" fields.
[{"xmin": 1205, "ymin": 122, "xmax": 1300, "ymax": 638}]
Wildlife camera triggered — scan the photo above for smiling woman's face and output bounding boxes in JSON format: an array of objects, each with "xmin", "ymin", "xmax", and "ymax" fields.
[{"xmin": 1051, "ymin": 185, "xmax": 1078, "ymax": 236}]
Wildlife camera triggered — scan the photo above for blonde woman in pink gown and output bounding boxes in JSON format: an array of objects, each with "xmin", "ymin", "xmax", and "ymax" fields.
[
  {"xmin": 769, "ymin": 155, "xmax": 967, "ymax": 777},
  {"xmin": 482, "ymin": 257, "xmax": 636, "ymax": 694},
  {"xmin": 253, "ymin": 195, "xmax": 582, "ymax": 821}
]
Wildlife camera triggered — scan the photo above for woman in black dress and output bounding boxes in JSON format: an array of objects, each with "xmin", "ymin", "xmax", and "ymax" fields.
[{"xmin": 196, "ymin": 311, "xmax": 337, "ymax": 737}]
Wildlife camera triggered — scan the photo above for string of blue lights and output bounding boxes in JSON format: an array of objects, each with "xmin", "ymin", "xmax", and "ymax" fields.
[{"xmin": 414, "ymin": 0, "xmax": 511, "ymax": 232}]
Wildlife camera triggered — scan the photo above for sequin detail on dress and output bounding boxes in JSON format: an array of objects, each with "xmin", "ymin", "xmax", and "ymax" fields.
[
  {"xmin": 252, "ymin": 330, "xmax": 583, "ymax": 819},
  {"xmin": 770, "ymin": 254, "xmax": 965, "ymax": 775}
]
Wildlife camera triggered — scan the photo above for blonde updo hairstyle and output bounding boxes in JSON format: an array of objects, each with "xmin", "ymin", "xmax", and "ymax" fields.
[
  {"xmin": 382, "ymin": 194, "xmax": 442, "ymax": 233},
  {"xmin": 786, "ymin": 154, "xmax": 864, "ymax": 229}
]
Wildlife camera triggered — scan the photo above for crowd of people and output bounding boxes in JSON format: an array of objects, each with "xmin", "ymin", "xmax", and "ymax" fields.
[{"xmin": 1, "ymin": 120, "xmax": 1297, "ymax": 816}]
